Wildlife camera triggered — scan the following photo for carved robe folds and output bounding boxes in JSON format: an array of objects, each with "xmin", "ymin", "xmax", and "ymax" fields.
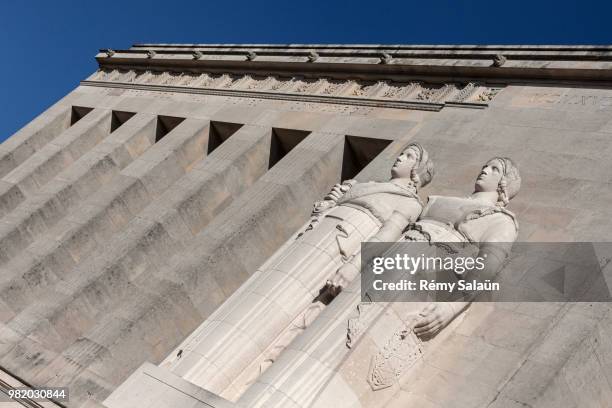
[
  {"xmin": 162, "ymin": 181, "xmax": 423, "ymax": 401},
  {"xmin": 238, "ymin": 200, "xmax": 518, "ymax": 408}
]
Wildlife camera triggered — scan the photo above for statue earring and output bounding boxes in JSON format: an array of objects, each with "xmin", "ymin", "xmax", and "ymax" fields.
[
  {"xmin": 410, "ymin": 168, "xmax": 420, "ymax": 187},
  {"xmin": 497, "ymin": 177, "xmax": 509, "ymax": 206}
]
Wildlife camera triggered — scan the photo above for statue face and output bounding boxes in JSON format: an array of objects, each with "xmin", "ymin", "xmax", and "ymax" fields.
[
  {"xmin": 474, "ymin": 158, "xmax": 504, "ymax": 192},
  {"xmin": 391, "ymin": 147, "xmax": 419, "ymax": 179}
]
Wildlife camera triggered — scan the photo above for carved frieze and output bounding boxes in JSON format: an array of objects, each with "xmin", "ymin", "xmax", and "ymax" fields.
[
  {"xmin": 84, "ymin": 68, "xmax": 503, "ymax": 109},
  {"xmin": 229, "ymin": 74, "xmax": 253, "ymax": 89},
  {"xmin": 476, "ymin": 87, "xmax": 501, "ymax": 102},
  {"xmin": 245, "ymin": 76, "xmax": 274, "ymax": 90},
  {"xmin": 175, "ymin": 73, "xmax": 201, "ymax": 87},
  {"xmin": 269, "ymin": 77, "xmax": 292, "ymax": 91},
  {"xmin": 451, "ymin": 82, "xmax": 478, "ymax": 102},
  {"xmin": 212, "ymin": 73, "xmax": 235, "ymax": 88},
  {"xmin": 415, "ymin": 84, "xmax": 455, "ymax": 102},
  {"xmin": 193, "ymin": 73, "xmax": 215, "ymax": 87},
  {"xmin": 292, "ymin": 77, "xmax": 314, "ymax": 93},
  {"xmin": 381, "ymin": 81, "xmax": 413, "ymax": 99},
  {"xmin": 137, "ymin": 71, "xmax": 156, "ymax": 84},
  {"xmin": 320, "ymin": 78, "xmax": 346, "ymax": 96}
]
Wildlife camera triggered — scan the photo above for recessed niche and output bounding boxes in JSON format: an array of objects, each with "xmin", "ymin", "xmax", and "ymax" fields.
[
  {"xmin": 155, "ymin": 115, "xmax": 186, "ymax": 142},
  {"xmin": 207, "ymin": 121, "xmax": 244, "ymax": 154},
  {"xmin": 110, "ymin": 111, "xmax": 136, "ymax": 133},
  {"xmin": 269, "ymin": 128, "xmax": 311, "ymax": 169},
  {"xmin": 341, "ymin": 135, "xmax": 392, "ymax": 180},
  {"xmin": 70, "ymin": 106, "xmax": 94, "ymax": 126}
]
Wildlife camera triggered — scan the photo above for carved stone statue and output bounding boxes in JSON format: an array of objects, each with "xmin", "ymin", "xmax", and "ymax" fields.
[
  {"xmin": 331, "ymin": 157, "xmax": 521, "ymax": 339},
  {"xmin": 163, "ymin": 142, "xmax": 435, "ymax": 401},
  {"xmin": 357, "ymin": 157, "xmax": 520, "ymax": 394},
  {"xmin": 236, "ymin": 157, "xmax": 522, "ymax": 408},
  {"xmin": 408, "ymin": 156, "xmax": 520, "ymax": 337}
]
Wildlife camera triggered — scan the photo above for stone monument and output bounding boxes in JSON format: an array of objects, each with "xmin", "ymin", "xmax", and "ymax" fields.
[
  {"xmin": 0, "ymin": 45, "xmax": 612, "ymax": 408},
  {"xmin": 157, "ymin": 142, "xmax": 432, "ymax": 401},
  {"xmin": 234, "ymin": 157, "xmax": 521, "ymax": 408}
]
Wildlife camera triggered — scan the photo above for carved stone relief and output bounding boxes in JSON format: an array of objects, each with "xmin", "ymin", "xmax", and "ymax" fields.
[
  {"xmin": 380, "ymin": 81, "xmax": 413, "ymax": 99},
  {"xmin": 451, "ymin": 82, "xmax": 479, "ymax": 102},
  {"xmin": 85, "ymin": 68, "xmax": 503, "ymax": 106},
  {"xmin": 367, "ymin": 326, "xmax": 423, "ymax": 391},
  {"xmin": 346, "ymin": 301, "xmax": 374, "ymax": 348},
  {"xmin": 320, "ymin": 79, "xmax": 346, "ymax": 96},
  {"xmin": 476, "ymin": 87, "xmax": 502, "ymax": 102}
]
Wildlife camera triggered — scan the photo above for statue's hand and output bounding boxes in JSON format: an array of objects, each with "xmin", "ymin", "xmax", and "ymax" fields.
[
  {"xmin": 312, "ymin": 200, "xmax": 332, "ymax": 215},
  {"xmin": 325, "ymin": 183, "xmax": 345, "ymax": 201},
  {"xmin": 325, "ymin": 181, "xmax": 354, "ymax": 202},
  {"xmin": 413, "ymin": 303, "xmax": 457, "ymax": 339}
]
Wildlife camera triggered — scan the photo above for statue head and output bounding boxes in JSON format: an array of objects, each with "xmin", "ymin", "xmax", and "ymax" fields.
[
  {"xmin": 391, "ymin": 142, "xmax": 434, "ymax": 187},
  {"xmin": 474, "ymin": 157, "xmax": 521, "ymax": 206}
]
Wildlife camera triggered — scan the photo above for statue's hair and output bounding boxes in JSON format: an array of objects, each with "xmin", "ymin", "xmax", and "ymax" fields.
[
  {"xmin": 402, "ymin": 142, "xmax": 434, "ymax": 188},
  {"xmin": 490, "ymin": 157, "xmax": 521, "ymax": 206}
]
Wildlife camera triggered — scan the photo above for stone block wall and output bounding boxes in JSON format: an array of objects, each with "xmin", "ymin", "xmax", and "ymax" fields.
[{"xmin": 1, "ymin": 45, "xmax": 611, "ymax": 407}]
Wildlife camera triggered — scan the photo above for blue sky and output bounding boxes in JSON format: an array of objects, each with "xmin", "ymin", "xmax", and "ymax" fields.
[{"xmin": 1, "ymin": 0, "xmax": 610, "ymax": 142}]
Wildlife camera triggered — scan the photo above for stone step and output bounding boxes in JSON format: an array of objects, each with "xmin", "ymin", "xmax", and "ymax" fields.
[
  {"xmin": 0, "ymin": 101, "xmax": 73, "ymax": 179},
  {"xmin": 0, "ymin": 109, "xmax": 112, "ymax": 218},
  {"xmin": 0, "ymin": 132, "xmax": 355, "ymax": 401},
  {"xmin": 0, "ymin": 176, "xmax": 150, "ymax": 315},
  {"xmin": 0, "ymin": 125, "xmax": 270, "ymax": 344},
  {"xmin": 28, "ymin": 278, "xmax": 199, "ymax": 390},
  {"xmin": 0, "ymin": 118, "xmax": 211, "ymax": 316},
  {"xmin": 0, "ymin": 327, "xmax": 116, "ymax": 408},
  {"xmin": 0, "ymin": 114, "xmax": 157, "ymax": 266},
  {"xmin": 0, "ymin": 360, "xmax": 67, "ymax": 408}
]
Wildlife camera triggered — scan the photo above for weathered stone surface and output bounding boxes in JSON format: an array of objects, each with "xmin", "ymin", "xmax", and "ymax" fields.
[{"xmin": 2, "ymin": 45, "xmax": 612, "ymax": 408}]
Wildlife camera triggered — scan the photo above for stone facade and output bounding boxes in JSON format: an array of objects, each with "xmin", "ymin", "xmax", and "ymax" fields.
[{"xmin": 0, "ymin": 45, "xmax": 612, "ymax": 407}]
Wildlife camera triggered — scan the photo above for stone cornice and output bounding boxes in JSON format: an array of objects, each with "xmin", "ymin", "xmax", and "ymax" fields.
[
  {"xmin": 93, "ymin": 44, "xmax": 612, "ymax": 85},
  {"xmin": 81, "ymin": 69, "xmax": 500, "ymax": 111},
  {"xmin": 86, "ymin": 44, "xmax": 612, "ymax": 110}
]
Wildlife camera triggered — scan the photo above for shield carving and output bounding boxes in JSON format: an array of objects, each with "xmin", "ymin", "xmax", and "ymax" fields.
[{"xmin": 367, "ymin": 328, "xmax": 423, "ymax": 391}]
